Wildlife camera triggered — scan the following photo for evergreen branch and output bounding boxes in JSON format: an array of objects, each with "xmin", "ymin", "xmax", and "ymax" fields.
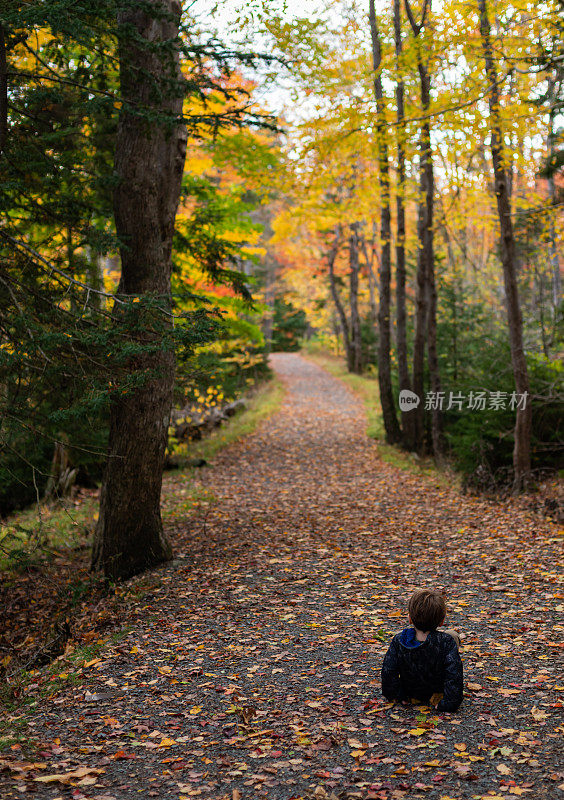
[{"xmin": 1, "ymin": 231, "xmax": 129, "ymax": 305}]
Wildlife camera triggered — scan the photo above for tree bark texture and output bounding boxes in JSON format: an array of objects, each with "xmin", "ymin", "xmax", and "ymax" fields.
[
  {"xmin": 93, "ymin": 0, "xmax": 187, "ymax": 580},
  {"xmin": 546, "ymin": 77, "xmax": 562, "ymax": 320},
  {"xmin": 393, "ymin": 0, "xmax": 413, "ymax": 447},
  {"xmin": 369, "ymin": 0, "xmax": 401, "ymax": 441},
  {"xmin": 348, "ymin": 225, "xmax": 363, "ymax": 374},
  {"xmin": 404, "ymin": 0, "xmax": 442, "ymax": 457},
  {"xmin": 327, "ymin": 232, "xmax": 352, "ymax": 368},
  {"xmin": 359, "ymin": 228, "xmax": 378, "ymax": 328},
  {"xmin": 478, "ymin": 0, "xmax": 532, "ymax": 492}
]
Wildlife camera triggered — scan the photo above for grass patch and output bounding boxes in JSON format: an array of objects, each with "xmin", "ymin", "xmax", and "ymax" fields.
[
  {"xmin": 2, "ymin": 377, "xmax": 286, "ymax": 563},
  {"xmin": 0, "ymin": 495, "xmax": 97, "ymax": 572},
  {"xmin": 0, "ymin": 627, "xmax": 131, "ymax": 754},
  {"xmin": 0, "ymin": 715, "xmax": 30, "ymax": 753},
  {"xmin": 303, "ymin": 347, "xmax": 457, "ymax": 488}
]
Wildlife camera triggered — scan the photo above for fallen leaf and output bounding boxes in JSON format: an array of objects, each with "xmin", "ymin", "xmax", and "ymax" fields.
[
  {"xmin": 347, "ymin": 738, "xmax": 365, "ymax": 748},
  {"xmin": 34, "ymin": 767, "xmax": 105, "ymax": 784}
]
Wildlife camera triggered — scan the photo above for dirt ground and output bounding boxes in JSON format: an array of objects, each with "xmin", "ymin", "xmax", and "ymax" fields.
[{"xmin": 1, "ymin": 352, "xmax": 562, "ymax": 800}]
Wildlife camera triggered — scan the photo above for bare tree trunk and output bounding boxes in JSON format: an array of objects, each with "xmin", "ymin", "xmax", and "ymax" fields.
[
  {"xmin": 359, "ymin": 226, "xmax": 379, "ymax": 366},
  {"xmin": 332, "ymin": 312, "xmax": 341, "ymax": 356},
  {"xmin": 327, "ymin": 232, "xmax": 352, "ymax": 368},
  {"xmin": 262, "ymin": 253, "xmax": 276, "ymax": 350},
  {"xmin": 546, "ymin": 77, "xmax": 562, "ymax": 322},
  {"xmin": 93, "ymin": 0, "xmax": 187, "ymax": 580},
  {"xmin": 437, "ymin": 202, "xmax": 460, "ymax": 380},
  {"xmin": 534, "ymin": 262, "xmax": 550, "ymax": 358},
  {"xmin": 478, "ymin": 0, "xmax": 532, "ymax": 493},
  {"xmin": 44, "ymin": 440, "xmax": 77, "ymax": 502},
  {"xmin": 425, "ymin": 150, "xmax": 443, "ymax": 460},
  {"xmin": 359, "ymin": 227, "xmax": 378, "ymax": 327},
  {"xmin": 369, "ymin": 0, "xmax": 401, "ymax": 441},
  {"xmin": 405, "ymin": 0, "xmax": 442, "ymax": 457},
  {"xmin": 348, "ymin": 225, "xmax": 363, "ymax": 374},
  {"xmin": 393, "ymin": 0, "xmax": 412, "ymax": 447}
]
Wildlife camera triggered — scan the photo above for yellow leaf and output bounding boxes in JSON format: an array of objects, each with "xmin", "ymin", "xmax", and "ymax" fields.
[
  {"xmin": 34, "ymin": 767, "xmax": 105, "ymax": 784},
  {"xmin": 347, "ymin": 738, "xmax": 365, "ymax": 748},
  {"xmin": 477, "ymin": 796, "xmax": 506, "ymax": 800},
  {"xmin": 158, "ymin": 738, "xmax": 177, "ymax": 748},
  {"xmin": 454, "ymin": 743, "xmax": 466, "ymax": 751},
  {"xmin": 408, "ymin": 728, "xmax": 427, "ymax": 736},
  {"xmin": 189, "ymin": 706, "xmax": 202, "ymax": 715}
]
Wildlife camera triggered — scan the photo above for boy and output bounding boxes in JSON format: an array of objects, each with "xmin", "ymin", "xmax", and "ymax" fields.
[{"xmin": 381, "ymin": 589, "xmax": 463, "ymax": 712}]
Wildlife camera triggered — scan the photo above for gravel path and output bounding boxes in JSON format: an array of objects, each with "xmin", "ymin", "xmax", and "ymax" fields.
[{"xmin": 2, "ymin": 353, "xmax": 562, "ymax": 800}]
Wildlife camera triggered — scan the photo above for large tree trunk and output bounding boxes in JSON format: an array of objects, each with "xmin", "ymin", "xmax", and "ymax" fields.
[
  {"xmin": 546, "ymin": 77, "xmax": 562, "ymax": 326},
  {"xmin": 369, "ymin": 0, "xmax": 401, "ymax": 441},
  {"xmin": 404, "ymin": 0, "xmax": 442, "ymax": 457},
  {"xmin": 424, "ymin": 103, "xmax": 443, "ymax": 461},
  {"xmin": 478, "ymin": 0, "xmax": 532, "ymax": 493},
  {"xmin": 348, "ymin": 225, "xmax": 363, "ymax": 374},
  {"xmin": 92, "ymin": 0, "xmax": 187, "ymax": 580},
  {"xmin": 404, "ymin": 1, "xmax": 427, "ymax": 453},
  {"xmin": 393, "ymin": 0, "xmax": 412, "ymax": 447}
]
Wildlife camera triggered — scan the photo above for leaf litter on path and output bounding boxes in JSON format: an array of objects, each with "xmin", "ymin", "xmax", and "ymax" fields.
[{"xmin": 1, "ymin": 353, "xmax": 562, "ymax": 800}]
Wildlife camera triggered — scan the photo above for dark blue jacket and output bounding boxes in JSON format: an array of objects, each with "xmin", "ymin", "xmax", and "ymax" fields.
[{"xmin": 381, "ymin": 628, "xmax": 463, "ymax": 712}]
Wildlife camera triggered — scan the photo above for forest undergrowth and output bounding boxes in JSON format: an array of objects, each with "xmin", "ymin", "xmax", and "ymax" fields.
[{"xmin": 0, "ymin": 377, "xmax": 286, "ymax": 706}]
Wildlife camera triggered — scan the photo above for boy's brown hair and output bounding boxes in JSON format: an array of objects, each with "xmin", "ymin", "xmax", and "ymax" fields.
[{"xmin": 408, "ymin": 589, "xmax": 446, "ymax": 631}]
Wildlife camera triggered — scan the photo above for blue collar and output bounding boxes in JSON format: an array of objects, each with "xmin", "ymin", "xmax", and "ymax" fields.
[{"xmin": 399, "ymin": 627, "xmax": 427, "ymax": 648}]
